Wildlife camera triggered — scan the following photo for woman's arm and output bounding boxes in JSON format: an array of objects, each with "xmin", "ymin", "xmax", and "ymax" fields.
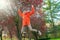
[
  {"xmin": 18, "ymin": 9, "xmax": 23, "ymax": 17},
  {"xmin": 29, "ymin": 5, "xmax": 35, "ymax": 16}
]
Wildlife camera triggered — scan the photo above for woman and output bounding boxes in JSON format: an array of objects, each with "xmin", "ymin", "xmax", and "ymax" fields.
[{"xmin": 18, "ymin": 5, "xmax": 41, "ymax": 35}]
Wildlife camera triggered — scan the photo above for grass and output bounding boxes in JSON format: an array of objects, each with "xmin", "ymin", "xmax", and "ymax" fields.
[
  {"xmin": 1, "ymin": 36, "xmax": 34, "ymax": 40},
  {"xmin": 38, "ymin": 38, "xmax": 60, "ymax": 40},
  {"xmin": 0, "ymin": 36, "xmax": 60, "ymax": 40},
  {"xmin": 50, "ymin": 38, "xmax": 60, "ymax": 40}
]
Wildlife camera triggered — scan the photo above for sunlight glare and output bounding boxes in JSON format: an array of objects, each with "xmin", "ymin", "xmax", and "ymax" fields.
[{"xmin": 0, "ymin": 0, "xmax": 9, "ymax": 9}]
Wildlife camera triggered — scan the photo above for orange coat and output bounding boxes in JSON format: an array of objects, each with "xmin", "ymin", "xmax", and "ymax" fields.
[{"xmin": 18, "ymin": 6, "xmax": 35, "ymax": 27}]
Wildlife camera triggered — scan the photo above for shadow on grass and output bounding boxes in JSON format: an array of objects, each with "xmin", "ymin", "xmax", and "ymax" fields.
[{"xmin": 38, "ymin": 38, "xmax": 50, "ymax": 40}]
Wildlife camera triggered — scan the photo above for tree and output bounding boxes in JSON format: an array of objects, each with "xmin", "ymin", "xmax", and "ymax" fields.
[{"xmin": 43, "ymin": 0, "xmax": 60, "ymax": 38}]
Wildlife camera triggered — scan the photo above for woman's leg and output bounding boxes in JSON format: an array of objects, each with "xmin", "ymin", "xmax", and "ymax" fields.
[
  {"xmin": 28, "ymin": 24, "xmax": 37, "ymax": 32},
  {"xmin": 21, "ymin": 26, "xmax": 26, "ymax": 33},
  {"xmin": 28, "ymin": 24, "xmax": 42, "ymax": 35}
]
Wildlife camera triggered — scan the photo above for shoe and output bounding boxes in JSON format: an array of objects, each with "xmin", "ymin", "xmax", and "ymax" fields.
[
  {"xmin": 22, "ymin": 32, "xmax": 26, "ymax": 36},
  {"xmin": 38, "ymin": 31, "xmax": 42, "ymax": 35}
]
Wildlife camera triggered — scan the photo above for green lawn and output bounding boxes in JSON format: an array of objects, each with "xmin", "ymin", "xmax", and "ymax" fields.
[
  {"xmin": 0, "ymin": 37, "xmax": 60, "ymax": 40},
  {"xmin": 50, "ymin": 38, "xmax": 60, "ymax": 40},
  {"xmin": 38, "ymin": 38, "xmax": 60, "ymax": 40}
]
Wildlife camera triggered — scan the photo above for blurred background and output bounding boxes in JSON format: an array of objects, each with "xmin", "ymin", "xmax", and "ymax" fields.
[{"xmin": 0, "ymin": 0, "xmax": 60, "ymax": 40}]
